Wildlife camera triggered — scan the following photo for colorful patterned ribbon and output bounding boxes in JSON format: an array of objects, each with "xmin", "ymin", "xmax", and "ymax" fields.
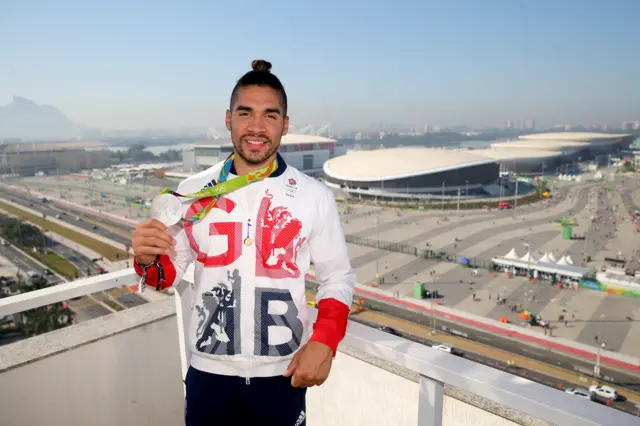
[{"xmin": 157, "ymin": 153, "xmax": 278, "ymax": 222}]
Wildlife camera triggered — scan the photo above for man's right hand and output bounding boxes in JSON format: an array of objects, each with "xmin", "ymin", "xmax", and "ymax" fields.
[{"xmin": 132, "ymin": 219, "xmax": 176, "ymax": 266}]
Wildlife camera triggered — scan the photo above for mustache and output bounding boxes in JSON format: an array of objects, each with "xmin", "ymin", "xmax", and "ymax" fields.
[{"xmin": 241, "ymin": 133, "xmax": 272, "ymax": 143}]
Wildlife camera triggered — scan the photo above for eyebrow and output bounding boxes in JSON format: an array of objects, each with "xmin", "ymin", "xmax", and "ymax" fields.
[{"xmin": 235, "ymin": 105, "xmax": 282, "ymax": 115}]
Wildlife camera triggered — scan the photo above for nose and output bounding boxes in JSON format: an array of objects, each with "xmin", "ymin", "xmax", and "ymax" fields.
[{"xmin": 247, "ymin": 114, "xmax": 267, "ymax": 134}]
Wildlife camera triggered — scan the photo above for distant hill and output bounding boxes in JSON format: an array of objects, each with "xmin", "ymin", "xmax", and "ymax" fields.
[{"xmin": 0, "ymin": 96, "xmax": 89, "ymax": 140}]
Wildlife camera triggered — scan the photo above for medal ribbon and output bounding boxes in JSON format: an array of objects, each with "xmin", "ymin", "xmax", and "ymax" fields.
[{"xmin": 157, "ymin": 154, "xmax": 278, "ymax": 223}]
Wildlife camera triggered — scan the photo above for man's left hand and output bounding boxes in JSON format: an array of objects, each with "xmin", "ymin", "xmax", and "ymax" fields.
[{"xmin": 283, "ymin": 341, "xmax": 333, "ymax": 388}]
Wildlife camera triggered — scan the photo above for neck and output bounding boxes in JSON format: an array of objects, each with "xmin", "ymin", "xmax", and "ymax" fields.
[{"xmin": 232, "ymin": 152, "xmax": 277, "ymax": 176}]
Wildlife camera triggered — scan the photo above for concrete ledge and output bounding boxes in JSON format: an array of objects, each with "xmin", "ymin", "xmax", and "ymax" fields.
[
  {"xmin": 0, "ymin": 298, "xmax": 175, "ymax": 372},
  {"xmin": 338, "ymin": 343, "xmax": 550, "ymax": 426}
]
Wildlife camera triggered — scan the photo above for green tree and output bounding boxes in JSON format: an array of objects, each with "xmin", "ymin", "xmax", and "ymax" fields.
[{"xmin": 20, "ymin": 278, "xmax": 74, "ymax": 337}]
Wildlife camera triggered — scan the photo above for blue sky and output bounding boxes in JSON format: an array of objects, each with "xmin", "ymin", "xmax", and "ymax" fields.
[{"xmin": 1, "ymin": 0, "xmax": 638, "ymax": 130}]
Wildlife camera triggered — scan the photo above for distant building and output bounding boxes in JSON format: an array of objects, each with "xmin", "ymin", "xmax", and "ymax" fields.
[
  {"xmin": 191, "ymin": 134, "xmax": 346, "ymax": 177},
  {"xmin": 0, "ymin": 141, "xmax": 111, "ymax": 176}
]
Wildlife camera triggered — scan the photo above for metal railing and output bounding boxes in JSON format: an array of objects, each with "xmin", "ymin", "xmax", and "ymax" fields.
[
  {"xmin": 0, "ymin": 269, "xmax": 637, "ymax": 426},
  {"xmin": 344, "ymin": 234, "xmax": 494, "ymax": 270}
]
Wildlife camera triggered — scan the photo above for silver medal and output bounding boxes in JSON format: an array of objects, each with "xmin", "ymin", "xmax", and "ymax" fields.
[{"xmin": 150, "ymin": 193, "xmax": 183, "ymax": 226}]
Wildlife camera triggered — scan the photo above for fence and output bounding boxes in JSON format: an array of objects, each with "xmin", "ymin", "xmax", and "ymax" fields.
[{"xmin": 344, "ymin": 234, "xmax": 494, "ymax": 271}]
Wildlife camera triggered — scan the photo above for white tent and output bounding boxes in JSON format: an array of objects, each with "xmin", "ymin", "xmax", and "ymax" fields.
[
  {"xmin": 504, "ymin": 248, "xmax": 519, "ymax": 260},
  {"xmin": 547, "ymin": 252, "xmax": 557, "ymax": 262},
  {"xmin": 520, "ymin": 252, "xmax": 537, "ymax": 263},
  {"xmin": 538, "ymin": 253, "xmax": 551, "ymax": 263},
  {"xmin": 565, "ymin": 255, "xmax": 574, "ymax": 265},
  {"xmin": 556, "ymin": 256, "xmax": 568, "ymax": 266}
]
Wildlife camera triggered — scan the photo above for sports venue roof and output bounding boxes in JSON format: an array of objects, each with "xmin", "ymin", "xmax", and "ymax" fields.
[
  {"xmin": 490, "ymin": 140, "xmax": 589, "ymax": 151},
  {"xmin": 323, "ymin": 147, "xmax": 496, "ymax": 182},
  {"xmin": 472, "ymin": 148, "xmax": 561, "ymax": 161},
  {"xmin": 194, "ymin": 134, "xmax": 335, "ymax": 149},
  {"xmin": 519, "ymin": 132, "xmax": 631, "ymax": 142}
]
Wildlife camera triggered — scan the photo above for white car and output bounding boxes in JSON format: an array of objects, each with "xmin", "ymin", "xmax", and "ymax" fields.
[
  {"xmin": 431, "ymin": 344, "xmax": 461, "ymax": 355},
  {"xmin": 564, "ymin": 388, "xmax": 593, "ymax": 400},
  {"xmin": 588, "ymin": 385, "xmax": 617, "ymax": 400}
]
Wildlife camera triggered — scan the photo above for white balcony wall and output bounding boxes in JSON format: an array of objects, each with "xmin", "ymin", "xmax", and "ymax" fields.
[
  {"xmin": 308, "ymin": 349, "xmax": 519, "ymax": 426},
  {"xmin": 0, "ymin": 301, "xmax": 527, "ymax": 426}
]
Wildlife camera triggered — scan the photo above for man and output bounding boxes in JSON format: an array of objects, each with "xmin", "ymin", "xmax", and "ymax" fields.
[{"xmin": 132, "ymin": 59, "xmax": 355, "ymax": 426}]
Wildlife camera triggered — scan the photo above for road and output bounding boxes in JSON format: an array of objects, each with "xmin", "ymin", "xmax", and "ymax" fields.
[
  {"xmin": 349, "ymin": 314, "xmax": 640, "ymax": 416},
  {"xmin": 355, "ymin": 290, "xmax": 640, "ymax": 391},
  {"xmin": 0, "ymin": 187, "xmax": 133, "ymax": 247},
  {"xmin": 0, "ymin": 230, "xmax": 147, "ymax": 323},
  {"xmin": 0, "ymin": 244, "xmax": 61, "ymax": 284},
  {"xmin": 305, "ymin": 280, "xmax": 639, "ymax": 391}
]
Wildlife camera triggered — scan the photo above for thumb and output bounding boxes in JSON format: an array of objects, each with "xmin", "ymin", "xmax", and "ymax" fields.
[{"xmin": 283, "ymin": 353, "xmax": 298, "ymax": 377}]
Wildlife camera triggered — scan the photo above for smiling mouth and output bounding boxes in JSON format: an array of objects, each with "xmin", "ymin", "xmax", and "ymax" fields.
[{"xmin": 244, "ymin": 137, "xmax": 269, "ymax": 147}]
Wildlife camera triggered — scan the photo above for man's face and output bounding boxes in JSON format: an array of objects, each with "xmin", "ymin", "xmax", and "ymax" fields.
[{"xmin": 226, "ymin": 85, "xmax": 289, "ymax": 166}]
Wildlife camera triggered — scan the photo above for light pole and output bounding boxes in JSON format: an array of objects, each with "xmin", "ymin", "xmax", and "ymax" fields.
[
  {"xmin": 375, "ymin": 215, "xmax": 380, "ymax": 284},
  {"xmin": 431, "ymin": 275, "xmax": 439, "ymax": 334},
  {"xmin": 594, "ymin": 341, "xmax": 606, "ymax": 378},
  {"xmin": 441, "ymin": 181, "xmax": 445, "ymax": 212},
  {"xmin": 456, "ymin": 188, "xmax": 460, "ymax": 218},
  {"xmin": 514, "ymin": 178, "xmax": 519, "ymax": 214}
]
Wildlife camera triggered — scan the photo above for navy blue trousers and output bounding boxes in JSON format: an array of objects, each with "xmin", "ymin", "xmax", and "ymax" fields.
[{"xmin": 185, "ymin": 366, "xmax": 307, "ymax": 426}]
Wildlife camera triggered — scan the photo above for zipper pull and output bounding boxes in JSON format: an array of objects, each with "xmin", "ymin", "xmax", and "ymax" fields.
[{"xmin": 245, "ymin": 377, "xmax": 250, "ymax": 385}]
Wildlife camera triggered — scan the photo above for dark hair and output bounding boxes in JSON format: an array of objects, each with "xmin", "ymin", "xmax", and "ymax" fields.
[{"xmin": 229, "ymin": 59, "xmax": 288, "ymax": 116}]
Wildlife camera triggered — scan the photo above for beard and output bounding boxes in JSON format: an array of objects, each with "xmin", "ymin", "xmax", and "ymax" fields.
[{"xmin": 232, "ymin": 132, "xmax": 280, "ymax": 165}]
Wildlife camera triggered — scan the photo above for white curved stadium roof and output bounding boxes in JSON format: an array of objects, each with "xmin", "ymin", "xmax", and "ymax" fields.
[
  {"xmin": 519, "ymin": 132, "xmax": 631, "ymax": 142},
  {"xmin": 472, "ymin": 148, "xmax": 560, "ymax": 161},
  {"xmin": 281, "ymin": 134, "xmax": 336, "ymax": 144},
  {"xmin": 323, "ymin": 148, "xmax": 496, "ymax": 182},
  {"xmin": 194, "ymin": 133, "xmax": 335, "ymax": 149},
  {"xmin": 490, "ymin": 140, "xmax": 589, "ymax": 151}
]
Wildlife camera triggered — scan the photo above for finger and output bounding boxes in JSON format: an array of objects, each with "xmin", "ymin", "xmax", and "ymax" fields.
[
  {"xmin": 142, "ymin": 236, "xmax": 173, "ymax": 249},
  {"xmin": 283, "ymin": 355, "xmax": 298, "ymax": 377},
  {"xmin": 136, "ymin": 228, "xmax": 174, "ymax": 245},
  {"xmin": 146, "ymin": 219, "xmax": 169, "ymax": 232},
  {"xmin": 291, "ymin": 373, "xmax": 302, "ymax": 388},
  {"xmin": 135, "ymin": 246, "xmax": 170, "ymax": 257}
]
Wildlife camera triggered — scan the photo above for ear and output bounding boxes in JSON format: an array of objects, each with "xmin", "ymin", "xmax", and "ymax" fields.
[
  {"xmin": 225, "ymin": 110, "xmax": 232, "ymax": 132},
  {"xmin": 282, "ymin": 115, "xmax": 289, "ymax": 137}
]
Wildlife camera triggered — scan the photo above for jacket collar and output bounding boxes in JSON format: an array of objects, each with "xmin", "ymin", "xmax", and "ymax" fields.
[{"xmin": 228, "ymin": 152, "xmax": 287, "ymax": 178}]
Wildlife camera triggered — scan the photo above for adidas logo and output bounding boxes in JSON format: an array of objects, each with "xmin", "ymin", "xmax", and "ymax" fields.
[{"xmin": 294, "ymin": 410, "xmax": 306, "ymax": 426}]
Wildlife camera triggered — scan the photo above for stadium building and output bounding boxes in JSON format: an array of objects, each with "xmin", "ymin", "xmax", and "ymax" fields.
[
  {"xmin": 0, "ymin": 141, "xmax": 111, "ymax": 176},
  {"xmin": 191, "ymin": 134, "xmax": 345, "ymax": 177},
  {"xmin": 517, "ymin": 132, "xmax": 633, "ymax": 156},
  {"xmin": 323, "ymin": 132, "xmax": 634, "ymax": 200},
  {"xmin": 323, "ymin": 148, "xmax": 499, "ymax": 198},
  {"xmin": 471, "ymin": 148, "xmax": 561, "ymax": 175}
]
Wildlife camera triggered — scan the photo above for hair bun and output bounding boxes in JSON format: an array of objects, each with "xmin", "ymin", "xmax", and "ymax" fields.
[{"xmin": 251, "ymin": 59, "xmax": 272, "ymax": 73}]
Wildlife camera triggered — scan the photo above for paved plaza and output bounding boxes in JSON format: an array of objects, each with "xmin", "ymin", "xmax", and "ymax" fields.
[
  {"xmin": 340, "ymin": 175, "xmax": 640, "ymax": 357},
  {"xmin": 11, "ymin": 172, "xmax": 640, "ymax": 357}
]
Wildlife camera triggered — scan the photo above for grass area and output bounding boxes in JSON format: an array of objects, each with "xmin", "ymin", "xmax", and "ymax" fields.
[
  {"xmin": 104, "ymin": 298, "xmax": 125, "ymax": 312},
  {"xmin": 32, "ymin": 249, "xmax": 78, "ymax": 279},
  {"xmin": 0, "ymin": 200, "xmax": 130, "ymax": 262}
]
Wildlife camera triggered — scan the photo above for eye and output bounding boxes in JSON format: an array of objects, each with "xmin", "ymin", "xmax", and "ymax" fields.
[{"xmin": 266, "ymin": 114, "xmax": 277, "ymax": 120}]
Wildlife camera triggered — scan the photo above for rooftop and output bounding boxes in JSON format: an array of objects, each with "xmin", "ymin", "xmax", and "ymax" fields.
[
  {"xmin": 1, "ymin": 269, "xmax": 635, "ymax": 426},
  {"xmin": 519, "ymin": 132, "xmax": 632, "ymax": 142},
  {"xmin": 472, "ymin": 148, "xmax": 561, "ymax": 161},
  {"xmin": 491, "ymin": 140, "xmax": 590, "ymax": 151},
  {"xmin": 2, "ymin": 141, "xmax": 109, "ymax": 152},
  {"xmin": 323, "ymin": 148, "xmax": 496, "ymax": 182},
  {"xmin": 194, "ymin": 133, "xmax": 336, "ymax": 149}
]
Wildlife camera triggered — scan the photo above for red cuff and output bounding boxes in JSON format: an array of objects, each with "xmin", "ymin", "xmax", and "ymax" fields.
[
  {"xmin": 133, "ymin": 255, "xmax": 176, "ymax": 290},
  {"xmin": 309, "ymin": 298, "xmax": 350, "ymax": 357}
]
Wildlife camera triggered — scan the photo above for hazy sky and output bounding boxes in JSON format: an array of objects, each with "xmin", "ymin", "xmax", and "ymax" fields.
[{"xmin": 1, "ymin": 0, "xmax": 639, "ymax": 130}]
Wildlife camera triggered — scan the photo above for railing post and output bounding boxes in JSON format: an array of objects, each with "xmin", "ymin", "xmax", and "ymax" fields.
[{"xmin": 417, "ymin": 375, "xmax": 444, "ymax": 426}]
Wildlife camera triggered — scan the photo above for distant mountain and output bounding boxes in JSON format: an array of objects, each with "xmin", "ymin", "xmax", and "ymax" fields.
[{"xmin": 0, "ymin": 96, "xmax": 89, "ymax": 140}]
